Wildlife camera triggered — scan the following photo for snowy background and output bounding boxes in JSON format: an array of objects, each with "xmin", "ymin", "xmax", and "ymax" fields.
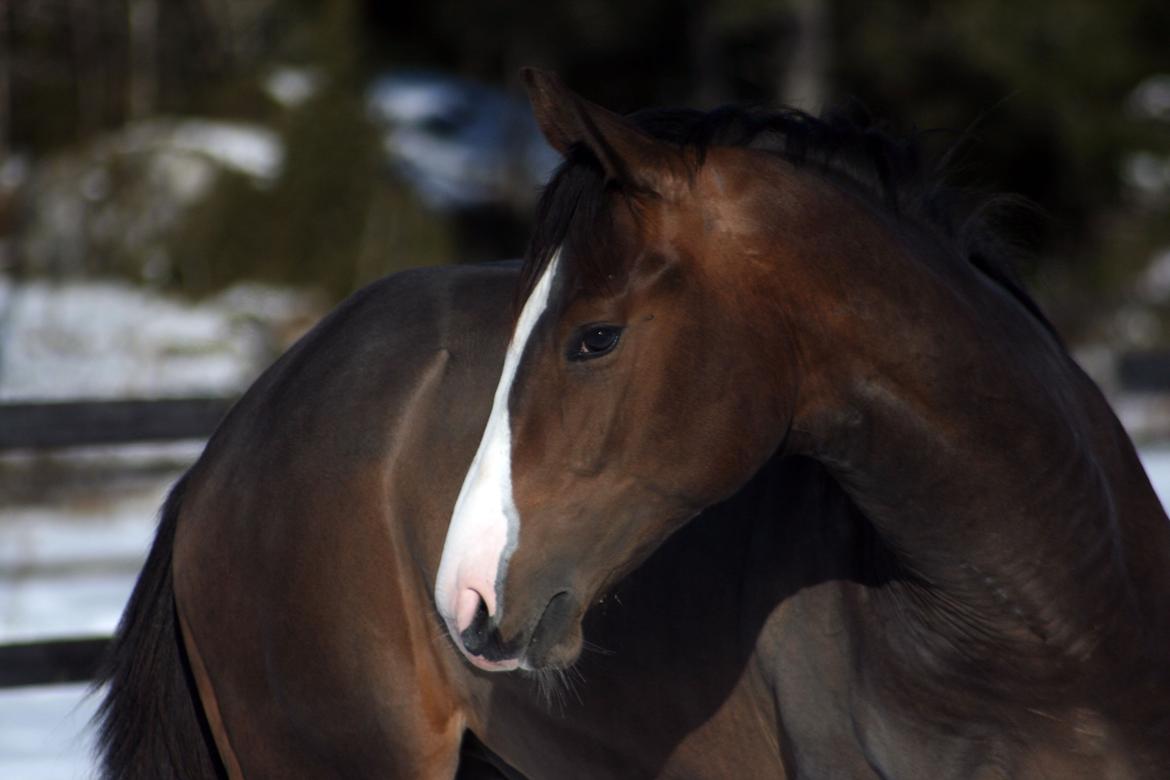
[{"xmin": 0, "ymin": 279, "xmax": 320, "ymax": 778}]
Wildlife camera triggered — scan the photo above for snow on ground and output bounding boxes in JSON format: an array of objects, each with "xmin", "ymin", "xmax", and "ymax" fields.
[
  {"xmin": 0, "ymin": 683, "xmax": 97, "ymax": 780},
  {"xmin": 0, "ymin": 446, "xmax": 184, "ymax": 642},
  {"xmin": 0, "ymin": 277, "xmax": 323, "ymax": 776},
  {"xmin": 0, "ymin": 442, "xmax": 193, "ymax": 779},
  {"xmin": 0, "ymin": 475, "xmax": 173, "ymax": 643},
  {"xmin": 163, "ymin": 121, "xmax": 284, "ymax": 184},
  {"xmin": 1140, "ymin": 445, "xmax": 1170, "ymax": 507},
  {"xmin": 0, "ymin": 278, "xmax": 320, "ymax": 401}
]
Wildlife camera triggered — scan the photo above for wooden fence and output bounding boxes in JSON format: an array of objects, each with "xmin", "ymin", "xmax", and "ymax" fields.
[
  {"xmin": 4, "ymin": 351, "xmax": 1170, "ymax": 689},
  {"xmin": 0, "ymin": 397, "xmax": 234, "ymax": 451},
  {"xmin": 0, "ymin": 637, "xmax": 110, "ymax": 688},
  {"xmin": 0, "ymin": 396, "xmax": 233, "ymax": 688}
]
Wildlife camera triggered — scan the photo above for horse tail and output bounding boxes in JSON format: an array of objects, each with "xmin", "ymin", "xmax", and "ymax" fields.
[{"xmin": 92, "ymin": 474, "xmax": 226, "ymax": 779}]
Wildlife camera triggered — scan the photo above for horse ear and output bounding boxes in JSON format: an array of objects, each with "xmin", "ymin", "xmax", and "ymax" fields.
[{"xmin": 522, "ymin": 67, "xmax": 682, "ymax": 196}]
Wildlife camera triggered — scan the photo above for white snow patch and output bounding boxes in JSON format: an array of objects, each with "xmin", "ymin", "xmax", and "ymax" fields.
[
  {"xmin": 264, "ymin": 66, "xmax": 322, "ymax": 108},
  {"xmin": 1137, "ymin": 246, "xmax": 1170, "ymax": 304},
  {"xmin": 0, "ymin": 683, "xmax": 99, "ymax": 780},
  {"xmin": 0, "ymin": 450, "xmax": 180, "ymax": 642},
  {"xmin": 1128, "ymin": 74, "xmax": 1170, "ymax": 122},
  {"xmin": 166, "ymin": 121, "xmax": 284, "ymax": 183},
  {"xmin": 1139, "ymin": 446, "xmax": 1170, "ymax": 509},
  {"xmin": 1123, "ymin": 151, "xmax": 1170, "ymax": 198},
  {"xmin": 0, "ymin": 277, "xmax": 319, "ymax": 401}
]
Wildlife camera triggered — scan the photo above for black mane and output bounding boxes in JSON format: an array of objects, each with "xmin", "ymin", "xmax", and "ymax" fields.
[{"xmin": 520, "ymin": 103, "xmax": 1055, "ymax": 336}]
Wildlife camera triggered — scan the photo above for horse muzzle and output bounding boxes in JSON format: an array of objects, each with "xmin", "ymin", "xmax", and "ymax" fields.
[{"xmin": 444, "ymin": 589, "xmax": 583, "ymax": 672}]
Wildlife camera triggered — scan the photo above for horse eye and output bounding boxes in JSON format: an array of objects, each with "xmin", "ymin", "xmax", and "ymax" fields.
[{"xmin": 570, "ymin": 325, "xmax": 622, "ymax": 361}]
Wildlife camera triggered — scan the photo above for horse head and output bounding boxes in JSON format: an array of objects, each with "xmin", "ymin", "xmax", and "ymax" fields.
[{"xmin": 434, "ymin": 70, "xmax": 824, "ymax": 671}]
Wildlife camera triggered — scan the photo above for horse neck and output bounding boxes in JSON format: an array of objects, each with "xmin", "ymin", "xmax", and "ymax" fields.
[{"xmin": 769, "ymin": 209, "xmax": 1170, "ymax": 672}]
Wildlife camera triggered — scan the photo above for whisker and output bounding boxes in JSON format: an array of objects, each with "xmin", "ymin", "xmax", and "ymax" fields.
[
  {"xmin": 561, "ymin": 666, "xmax": 585, "ymax": 706},
  {"xmin": 581, "ymin": 639, "xmax": 615, "ymax": 656},
  {"xmin": 527, "ymin": 666, "xmax": 577, "ymax": 714}
]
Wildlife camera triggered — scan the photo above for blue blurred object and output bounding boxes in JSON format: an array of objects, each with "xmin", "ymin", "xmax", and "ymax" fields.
[{"xmin": 366, "ymin": 71, "xmax": 561, "ymax": 212}]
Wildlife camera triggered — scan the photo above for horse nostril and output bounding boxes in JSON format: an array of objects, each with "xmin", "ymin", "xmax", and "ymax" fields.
[
  {"xmin": 455, "ymin": 588, "xmax": 486, "ymax": 634},
  {"xmin": 459, "ymin": 595, "xmax": 493, "ymax": 656}
]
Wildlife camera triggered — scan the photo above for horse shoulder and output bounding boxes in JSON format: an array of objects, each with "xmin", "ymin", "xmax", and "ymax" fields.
[{"xmin": 171, "ymin": 262, "xmax": 517, "ymax": 776}]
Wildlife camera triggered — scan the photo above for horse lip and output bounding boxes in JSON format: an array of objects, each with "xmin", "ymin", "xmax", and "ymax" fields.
[
  {"xmin": 442, "ymin": 611, "xmax": 526, "ymax": 672},
  {"xmin": 522, "ymin": 590, "xmax": 577, "ymax": 667},
  {"xmin": 464, "ymin": 653, "xmax": 521, "ymax": 672},
  {"xmin": 446, "ymin": 618, "xmax": 524, "ymax": 671}
]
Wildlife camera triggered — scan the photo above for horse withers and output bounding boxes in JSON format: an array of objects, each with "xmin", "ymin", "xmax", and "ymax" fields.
[{"xmin": 97, "ymin": 70, "xmax": 1170, "ymax": 778}]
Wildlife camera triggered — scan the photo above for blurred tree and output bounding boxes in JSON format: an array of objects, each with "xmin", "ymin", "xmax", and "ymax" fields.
[
  {"xmin": 1, "ymin": 0, "xmax": 1167, "ymax": 328},
  {"xmin": 830, "ymin": 0, "xmax": 1170, "ymax": 333},
  {"xmin": 127, "ymin": 0, "xmax": 158, "ymax": 120},
  {"xmin": 170, "ymin": 0, "xmax": 455, "ymax": 297},
  {"xmin": 1, "ymin": 0, "xmax": 280, "ymax": 150},
  {"xmin": 781, "ymin": 0, "xmax": 830, "ymax": 110},
  {"xmin": 359, "ymin": 0, "xmax": 1169, "ymax": 333},
  {"xmin": 0, "ymin": 0, "xmax": 9, "ymax": 158}
]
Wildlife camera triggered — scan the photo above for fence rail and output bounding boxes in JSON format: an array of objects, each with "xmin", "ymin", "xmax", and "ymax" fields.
[
  {"xmin": 0, "ymin": 397, "xmax": 234, "ymax": 450},
  {"xmin": 1118, "ymin": 350, "xmax": 1170, "ymax": 394},
  {"xmin": 0, "ymin": 637, "xmax": 110, "ymax": 688}
]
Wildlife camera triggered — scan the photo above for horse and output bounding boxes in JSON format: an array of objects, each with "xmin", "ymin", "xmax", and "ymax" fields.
[{"xmin": 95, "ymin": 69, "xmax": 1170, "ymax": 778}]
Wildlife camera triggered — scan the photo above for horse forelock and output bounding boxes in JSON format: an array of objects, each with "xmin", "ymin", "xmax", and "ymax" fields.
[{"xmin": 517, "ymin": 153, "xmax": 622, "ymax": 313}]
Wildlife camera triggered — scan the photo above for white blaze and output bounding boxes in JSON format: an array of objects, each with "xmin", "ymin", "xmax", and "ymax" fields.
[{"xmin": 435, "ymin": 250, "xmax": 562, "ymax": 642}]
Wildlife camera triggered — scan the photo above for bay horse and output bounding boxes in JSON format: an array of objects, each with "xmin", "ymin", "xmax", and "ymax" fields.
[{"xmin": 96, "ymin": 70, "xmax": 1170, "ymax": 778}]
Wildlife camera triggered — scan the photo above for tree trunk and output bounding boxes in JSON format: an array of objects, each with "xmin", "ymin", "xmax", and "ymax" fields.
[
  {"xmin": 69, "ymin": 0, "xmax": 104, "ymax": 134},
  {"xmin": 0, "ymin": 0, "xmax": 9, "ymax": 158},
  {"xmin": 128, "ymin": 0, "xmax": 158, "ymax": 120},
  {"xmin": 688, "ymin": 0, "xmax": 725, "ymax": 107},
  {"xmin": 781, "ymin": 0, "xmax": 829, "ymax": 110}
]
